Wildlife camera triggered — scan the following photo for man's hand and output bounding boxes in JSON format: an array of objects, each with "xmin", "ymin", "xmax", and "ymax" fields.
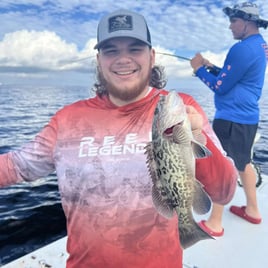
[
  {"xmin": 190, "ymin": 53, "xmax": 211, "ymax": 73},
  {"xmin": 186, "ymin": 105, "xmax": 207, "ymax": 144}
]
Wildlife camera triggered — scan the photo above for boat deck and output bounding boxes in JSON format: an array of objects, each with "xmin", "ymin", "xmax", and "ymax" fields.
[
  {"xmin": 184, "ymin": 175, "xmax": 268, "ymax": 268},
  {"xmin": 3, "ymin": 175, "xmax": 268, "ymax": 268}
]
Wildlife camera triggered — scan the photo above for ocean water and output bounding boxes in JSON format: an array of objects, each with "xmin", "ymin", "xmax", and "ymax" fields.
[
  {"xmin": 0, "ymin": 84, "xmax": 267, "ymax": 265},
  {"xmin": 0, "ymin": 85, "xmax": 92, "ymax": 265}
]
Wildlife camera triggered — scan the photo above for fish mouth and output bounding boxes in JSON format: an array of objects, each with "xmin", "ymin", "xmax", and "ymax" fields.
[
  {"xmin": 164, "ymin": 127, "xmax": 173, "ymax": 135},
  {"xmin": 164, "ymin": 121, "xmax": 183, "ymax": 134}
]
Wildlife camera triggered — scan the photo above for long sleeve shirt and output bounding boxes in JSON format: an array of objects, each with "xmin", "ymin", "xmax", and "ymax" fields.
[
  {"xmin": 196, "ymin": 34, "xmax": 268, "ymax": 124},
  {"xmin": 0, "ymin": 88, "xmax": 237, "ymax": 268}
]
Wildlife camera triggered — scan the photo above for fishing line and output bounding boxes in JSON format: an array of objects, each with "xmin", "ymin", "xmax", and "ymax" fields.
[{"xmin": 62, "ymin": 52, "xmax": 191, "ymax": 66}]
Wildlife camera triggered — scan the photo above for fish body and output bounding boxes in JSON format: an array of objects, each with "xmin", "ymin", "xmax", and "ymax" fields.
[{"xmin": 145, "ymin": 91, "xmax": 213, "ymax": 249}]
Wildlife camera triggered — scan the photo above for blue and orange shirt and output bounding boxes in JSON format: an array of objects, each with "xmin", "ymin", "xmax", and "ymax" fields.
[{"xmin": 196, "ymin": 34, "xmax": 268, "ymax": 124}]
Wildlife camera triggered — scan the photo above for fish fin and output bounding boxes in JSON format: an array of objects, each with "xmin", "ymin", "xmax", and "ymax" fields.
[
  {"xmin": 172, "ymin": 125, "xmax": 191, "ymax": 144},
  {"xmin": 152, "ymin": 185, "xmax": 174, "ymax": 219},
  {"xmin": 192, "ymin": 130, "xmax": 207, "ymax": 145},
  {"xmin": 179, "ymin": 219, "xmax": 214, "ymax": 249},
  {"xmin": 192, "ymin": 179, "xmax": 212, "ymax": 214},
  {"xmin": 172, "ymin": 125, "xmax": 211, "ymax": 161},
  {"xmin": 191, "ymin": 140, "xmax": 212, "ymax": 159},
  {"xmin": 145, "ymin": 142, "xmax": 158, "ymax": 184}
]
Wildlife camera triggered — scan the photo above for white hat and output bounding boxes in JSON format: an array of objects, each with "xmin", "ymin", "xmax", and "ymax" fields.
[
  {"xmin": 223, "ymin": 2, "xmax": 268, "ymax": 29},
  {"xmin": 94, "ymin": 9, "xmax": 152, "ymax": 49}
]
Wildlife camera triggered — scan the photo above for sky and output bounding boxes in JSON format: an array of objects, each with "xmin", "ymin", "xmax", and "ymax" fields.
[{"xmin": 1, "ymin": 0, "xmax": 268, "ymax": 88}]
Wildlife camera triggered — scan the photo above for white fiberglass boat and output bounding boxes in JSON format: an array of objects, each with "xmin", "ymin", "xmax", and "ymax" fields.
[{"xmin": 3, "ymin": 173, "xmax": 268, "ymax": 268}]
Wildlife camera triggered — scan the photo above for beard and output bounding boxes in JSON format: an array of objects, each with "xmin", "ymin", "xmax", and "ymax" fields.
[{"xmin": 97, "ymin": 68, "xmax": 152, "ymax": 102}]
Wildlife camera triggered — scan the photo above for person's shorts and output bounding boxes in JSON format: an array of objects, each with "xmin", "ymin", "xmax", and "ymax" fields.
[{"xmin": 212, "ymin": 119, "xmax": 258, "ymax": 172}]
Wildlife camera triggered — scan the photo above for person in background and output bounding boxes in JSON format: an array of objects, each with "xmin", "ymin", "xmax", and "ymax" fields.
[
  {"xmin": 0, "ymin": 9, "xmax": 237, "ymax": 268},
  {"xmin": 190, "ymin": 2, "xmax": 268, "ymax": 235}
]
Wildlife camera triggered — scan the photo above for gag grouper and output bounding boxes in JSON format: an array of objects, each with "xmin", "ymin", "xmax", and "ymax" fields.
[{"xmin": 145, "ymin": 90, "xmax": 214, "ymax": 249}]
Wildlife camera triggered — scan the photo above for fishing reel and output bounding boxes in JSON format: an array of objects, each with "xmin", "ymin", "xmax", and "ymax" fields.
[
  {"xmin": 192, "ymin": 65, "xmax": 222, "ymax": 77},
  {"xmin": 204, "ymin": 65, "xmax": 222, "ymax": 76}
]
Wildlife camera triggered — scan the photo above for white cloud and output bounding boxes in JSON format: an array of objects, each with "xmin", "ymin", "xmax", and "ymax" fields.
[
  {"xmin": 0, "ymin": 30, "xmax": 80, "ymax": 69},
  {"xmin": 0, "ymin": 0, "xmax": 268, "ymax": 85}
]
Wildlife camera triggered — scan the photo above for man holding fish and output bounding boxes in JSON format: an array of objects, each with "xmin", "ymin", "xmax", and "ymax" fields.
[{"xmin": 0, "ymin": 9, "xmax": 237, "ymax": 268}]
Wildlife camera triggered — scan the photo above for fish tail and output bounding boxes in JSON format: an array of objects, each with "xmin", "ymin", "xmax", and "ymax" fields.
[
  {"xmin": 192, "ymin": 179, "xmax": 212, "ymax": 214},
  {"xmin": 179, "ymin": 221, "xmax": 214, "ymax": 249}
]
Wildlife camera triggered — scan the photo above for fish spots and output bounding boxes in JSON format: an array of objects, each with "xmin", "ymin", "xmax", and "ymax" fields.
[{"xmin": 145, "ymin": 91, "xmax": 213, "ymax": 249}]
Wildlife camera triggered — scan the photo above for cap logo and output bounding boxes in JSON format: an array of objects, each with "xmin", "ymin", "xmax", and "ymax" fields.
[{"xmin": 108, "ymin": 15, "xmax": 133, "ymax": 33}]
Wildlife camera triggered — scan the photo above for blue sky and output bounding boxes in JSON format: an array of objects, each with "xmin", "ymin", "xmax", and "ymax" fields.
[{"xmin": 0, "ymin": 0, "xmax": 268, "ymax": 87}]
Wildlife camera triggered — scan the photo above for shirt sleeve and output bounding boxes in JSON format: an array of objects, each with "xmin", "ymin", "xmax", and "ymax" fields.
[
  {"xmin": 195, "ymin": 43, "xmax": 252, "ymax": 95},
  {"xmin": 0, "ymin": 118, "xmax": 57, "ymax": 187}
]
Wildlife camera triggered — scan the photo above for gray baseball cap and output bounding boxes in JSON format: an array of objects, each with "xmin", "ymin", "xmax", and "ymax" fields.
[{"xmin": 94, "ymin": 9, "xmax": 152, "ymax": 49}]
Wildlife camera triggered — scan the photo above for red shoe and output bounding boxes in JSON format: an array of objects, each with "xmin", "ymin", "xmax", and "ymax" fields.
[
  {"xmin": 229, "ymin": 206, "xmax": 262, "ymax": 224},
  {"xmin": 198, "ymin": 220, "xmax": 224, "ymax": 237}
]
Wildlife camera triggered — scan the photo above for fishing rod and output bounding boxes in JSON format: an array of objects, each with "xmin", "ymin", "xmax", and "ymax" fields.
[
  {"xmin": 61, "ymin": 52, "xmax": 221, "ymax": 75},
  {"xmin": 64, "ymin": 52, "xmax": 191, "ymax": 65},
  {"xmin": 156, "ymin": 51, "xmax": 221, "ymax": 76},
  {"xmin": 156, "ymin": 52, "xmax": 191, "ymax": 61},
  {"xmin": 62, "ymin": 52, "xmax": 190, "ymax": 65}
]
